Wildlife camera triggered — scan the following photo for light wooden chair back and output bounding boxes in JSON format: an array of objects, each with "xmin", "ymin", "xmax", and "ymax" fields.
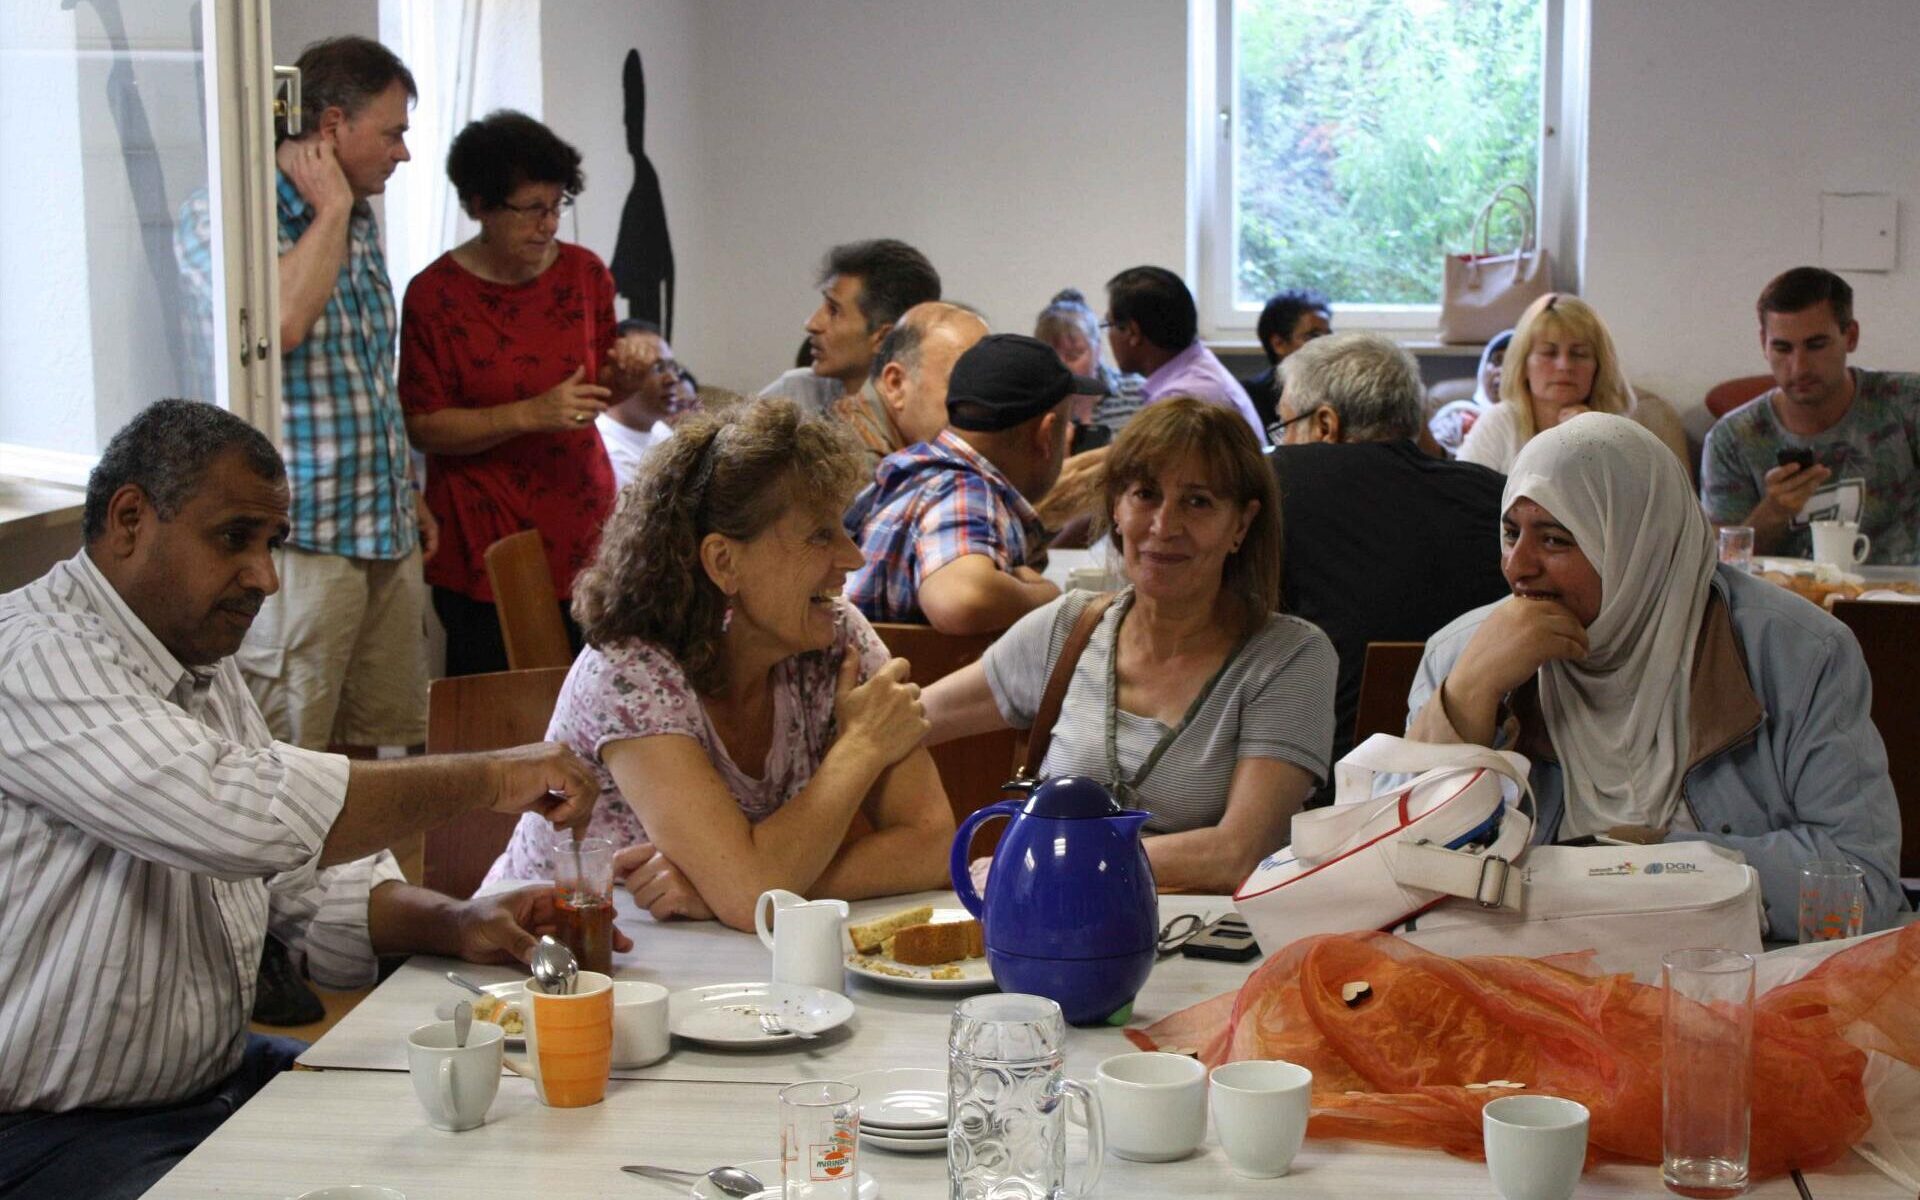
[
  {"xmin": 1828, "ymin": 600, "xmax": 1920, "ymax": 879},
  {"xmin": 483, "ymin": 530, "xmax": 573, "ymax": 671},
  {"xmin": 422, "ymin": 666, "xmax": 570, "ymax": 899},
  {"xmin": 1353, "ymin": 641, "xmax": 1427, "ymax": 746},
  {"xmin": 872, "ymin": 622, "xmax": 1021, "ymax": 829}
]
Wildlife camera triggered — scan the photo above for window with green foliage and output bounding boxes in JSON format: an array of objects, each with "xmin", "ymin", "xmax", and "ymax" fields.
[{"xmin": 1232, "ymin": 0, "xmax": 1545, "ymax": 309}]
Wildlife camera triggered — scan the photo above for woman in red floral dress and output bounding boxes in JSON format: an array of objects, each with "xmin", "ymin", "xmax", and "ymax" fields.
[{"xmin": 400, "ymin": 111, "xmax": 642, "ymax": 675}]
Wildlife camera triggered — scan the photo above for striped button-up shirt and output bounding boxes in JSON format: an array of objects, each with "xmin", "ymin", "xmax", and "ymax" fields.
[
  {"xmin": 0, "ymin": 552, "xmax": 400, "ymax": 1111},
  {"xmin": 277, "ymin": 171, "xmax": 417, "ymax": 560},
  {"xmin": 843, "ymin": 431, "xmax": 1048, "ymax": 624}
]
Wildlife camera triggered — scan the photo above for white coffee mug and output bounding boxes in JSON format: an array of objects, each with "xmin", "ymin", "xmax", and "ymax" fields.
[
  {"xmin": 612, "ymin": 980, "xmax": 670, "ymax": 1068},
  {"xmin": 1209, "ymin": 1059, "xmax": 1312, "ymax": 1178},
  {"xmin": 1095, "ymin": 1051, "xmax": 1207, "ymax": 1162},
  {"xmin": 1482, "ymin": 1094, "xmax": 1589, "ymax": 1200},
  {"xmin": 406, "ymin": 1019, "xmax": 503, "ymax": 1132},
  {"xmin": 1809, "ymin": 519, "xmax": 1870, "ymax": 566},
  {"xmin": 754, "ymin": 888, "xmax": 850, "ymax": 994}
]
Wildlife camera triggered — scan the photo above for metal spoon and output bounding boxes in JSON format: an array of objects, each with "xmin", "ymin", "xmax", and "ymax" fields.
[
  {"xmin": 532, "ymin": 935, "xmax": 579, "ymax": 996},
  {"xmin": 453, "ymin": 1000, "xmax": 472, "ymax": 1049},
  {"xmin": 446, "ymin": 971, "xmax": 487, "ymax": 996},
  {"xmin": 621, "ymin": 1163, "xmax": 765, "ymax": 1197}
]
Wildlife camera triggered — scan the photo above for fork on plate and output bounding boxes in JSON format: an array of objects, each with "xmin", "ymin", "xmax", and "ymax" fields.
[{"xmin": 758, "ymin": 1011, "xmax": 818, "ymax": 1040}]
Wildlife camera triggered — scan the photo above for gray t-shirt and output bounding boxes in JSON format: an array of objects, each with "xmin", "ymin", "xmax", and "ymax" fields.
[
  {"xmin": 1701, "ymin": 368, "xmax": 1920, "ymax": 564},
  {"xmin": 982, "ymin": 589, "xmax": 1337, "ymax": 833},
  {"xmin": 758, "ymin": 367, "xmax": 843, "ymax": 417}
]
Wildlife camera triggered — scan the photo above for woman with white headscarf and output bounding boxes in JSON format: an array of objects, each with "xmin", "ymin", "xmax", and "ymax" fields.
[{"xmin": 1406, "ymin": 413, "xmax": 1904, "ymax": 935}]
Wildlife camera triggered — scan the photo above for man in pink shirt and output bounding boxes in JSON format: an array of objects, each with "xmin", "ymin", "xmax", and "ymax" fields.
[{"xmin": 1104, "ymin": 265, "xmax": 1268, "ymax": 447}]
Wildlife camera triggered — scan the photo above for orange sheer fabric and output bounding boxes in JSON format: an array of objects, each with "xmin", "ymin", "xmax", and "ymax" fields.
[{"xmin": 1128, "ymin": 927, "xmax": 1920, "ymax": 1179}]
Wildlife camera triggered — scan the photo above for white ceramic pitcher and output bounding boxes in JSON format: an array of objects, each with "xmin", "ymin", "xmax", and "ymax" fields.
[{"xmin": 754, "ymin": 888, "xmax": 850, "ymax": 994}]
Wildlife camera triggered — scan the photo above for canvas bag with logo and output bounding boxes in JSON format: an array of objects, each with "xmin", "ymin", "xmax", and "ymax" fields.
[
  {"xmin": 1235, "ymin": 735, "xmax": 1535, "ymax": 953},
  {"xmin": 1439, "ymin": 182, "xmax": 1553, "ymax": 344},
  {"xmin": 1234, "ymin": 734, "xmax": 1764, "ymax": 981}
]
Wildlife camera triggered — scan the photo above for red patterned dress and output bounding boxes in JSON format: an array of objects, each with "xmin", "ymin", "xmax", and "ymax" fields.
[{"xmin": 398, "ymin": 242, "xmax": 618, "ymax": 610}]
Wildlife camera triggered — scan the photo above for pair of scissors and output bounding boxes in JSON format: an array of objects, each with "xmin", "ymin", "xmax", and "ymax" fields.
[{"xmin": 1156, "ymin": 912, "xmax": 1212, "ymax": 957}]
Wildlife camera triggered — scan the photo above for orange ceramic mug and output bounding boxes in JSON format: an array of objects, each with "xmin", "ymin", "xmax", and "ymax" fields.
[{"xmin": 506, "ymin": 970, "xmax": 614, "ymax": 1107}]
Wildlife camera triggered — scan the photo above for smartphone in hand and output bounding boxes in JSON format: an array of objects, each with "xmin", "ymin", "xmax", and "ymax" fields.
[{"xmin": 1776, "ymin": 447, "xmax": 1816, "ymax": 471}]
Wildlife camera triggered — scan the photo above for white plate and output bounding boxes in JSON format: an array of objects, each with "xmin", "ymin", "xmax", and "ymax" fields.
[
  {"xmin": 859, "ymin": 1127, "xmax": 948, "ymax": 1154},
  {"xmin": 689, "ymin": 1158, "xmax": 878, "ymax": 1199},
  {"xmin": 859, "ymin": 1122, "xmax": 945, "ymax": 1139},
  {"xmin": 843, "ymin": 908, "xmax": 995, "ymax": 993},
  {"xmin": 842, "ymin": 1068, "xmax": 947, "ymax": 1130},
  {"xmin": 667, "ymin": 982, "xmax": 855, "ymax": 1046},
  {"xmin": 434, "ymin": 981, "xmax": 525, "ymax": 1046}
]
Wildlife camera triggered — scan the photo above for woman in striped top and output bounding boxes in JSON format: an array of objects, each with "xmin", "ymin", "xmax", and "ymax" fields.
[{"xmin": 926, "ymin": 397, "xmax": 1336, "ymax": 893}]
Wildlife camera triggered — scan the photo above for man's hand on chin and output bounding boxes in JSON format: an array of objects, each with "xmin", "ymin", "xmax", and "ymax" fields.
[{"xmin": 453, "ymin": 884, "xmax": 634, "ymax": 966}]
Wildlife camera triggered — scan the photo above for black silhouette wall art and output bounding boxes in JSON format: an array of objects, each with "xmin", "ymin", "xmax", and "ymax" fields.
[{"xmin": 610, "ymin": 47, "xmax": 675, "ymax": 337}]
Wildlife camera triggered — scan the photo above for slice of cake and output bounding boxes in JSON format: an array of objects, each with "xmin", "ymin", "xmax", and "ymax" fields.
[
  {"xmin": 846, "ymin": 904, "xmax": 933, "ymax": 954},
  {"xmin": 891, "ymin": 918, "xmax": 983, "ymax": 966}
]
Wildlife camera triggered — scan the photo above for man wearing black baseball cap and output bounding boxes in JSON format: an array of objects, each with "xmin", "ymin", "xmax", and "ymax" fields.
[{"xmin": 844, "ymin": 334, "xmax": 1102, "ymax": 634}]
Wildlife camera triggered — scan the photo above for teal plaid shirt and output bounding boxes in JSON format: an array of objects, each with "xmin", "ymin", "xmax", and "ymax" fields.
[{"xmin": 275, "ymin": 171, "xmax": 415, "ymax": 559}]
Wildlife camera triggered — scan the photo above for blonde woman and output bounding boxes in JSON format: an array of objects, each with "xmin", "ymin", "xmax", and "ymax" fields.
[{"xmin": 1457, "ymin": 293, "xmax": 1635, "ymax": 473}]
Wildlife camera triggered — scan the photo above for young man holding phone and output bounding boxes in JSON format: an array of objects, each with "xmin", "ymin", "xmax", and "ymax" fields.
[{"xmin": 1700, "ymin": 267, "xmax": 1920, "ymax": 564}]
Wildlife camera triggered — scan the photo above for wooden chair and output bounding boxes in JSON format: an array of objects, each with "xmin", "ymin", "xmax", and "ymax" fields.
[
  {"xmin": 422, "ymin": 666, "xmax": 570, "ymax": 899},
  {"xmin": 483, "ymin": 530, "xmax": 573, "ymax": 671},
  {"xmin": 872, "ymin": 622, "xmax": 1021, "ymax": 830},
  {"xmin": 1703, "ymin": 374, "xmax": 1774, "ymax": 420},
  {"xmin": 1352, "ymin": 641, "xmax": 1427, "ymax": 745},
  {"xmin": 1828, "ymin": 600, "xmax": 1920, "ymax": 879}
]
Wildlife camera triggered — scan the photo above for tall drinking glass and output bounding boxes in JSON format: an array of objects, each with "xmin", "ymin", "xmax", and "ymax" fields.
[
  {"xmin": 1798, "ymin": 859, "xmax": 1866, "ymax": 943},
  {"xmin": 1715, "ymin": 526, "xmax": 1755, "ymax": 573},
  {"xmin": 949, "ymin": 993, "xmax": 1104, "ymax": 1200},
  {"xmin": 780, "ymin": 1080, "xmax": 860, "ymax": 1199},
  {"xmin": 1662, "ymin": 948, "xmax": 1754, "ymax": 1198},
  {"xmin": 551, "ymin": 834, "xmax": 615, "ymax": 974}
]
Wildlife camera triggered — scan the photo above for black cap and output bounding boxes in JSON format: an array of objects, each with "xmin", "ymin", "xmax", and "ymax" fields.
[{"xmin": 946, "ymin": 334, "xmax": 1106, "ymax": 433}]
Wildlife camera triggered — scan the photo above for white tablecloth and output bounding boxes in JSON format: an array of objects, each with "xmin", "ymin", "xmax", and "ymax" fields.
[{"xmin": 150, "ymin": 889, "xmax": 1907, "ymax": 1198}]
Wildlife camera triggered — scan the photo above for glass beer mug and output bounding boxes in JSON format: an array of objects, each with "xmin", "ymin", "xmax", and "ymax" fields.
[{"xmin": 948, "ymin": 993, "xmax": 1104, "ymax": 1200}]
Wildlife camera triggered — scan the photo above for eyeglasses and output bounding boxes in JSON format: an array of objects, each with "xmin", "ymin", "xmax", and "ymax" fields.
[
  {"xmin": 497, "ymin": 196, "xmax": 574, "ymax": 223},
  {"xmin": 1099, "ymin": 316, "xmax": 1125, "ymax": 332},
  {"xmin": 1268, "ymin": 409, "xmax": 1315, "ymax": 440}
]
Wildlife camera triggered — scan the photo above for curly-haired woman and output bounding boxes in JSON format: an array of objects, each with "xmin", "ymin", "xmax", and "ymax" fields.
[
  {"xmin": 481, "ymin": 400, "xmax": 954, "ymax": 929},
  {"xmin": 400, "ymin": 110, "xmax": 643, "ymax": 675}
]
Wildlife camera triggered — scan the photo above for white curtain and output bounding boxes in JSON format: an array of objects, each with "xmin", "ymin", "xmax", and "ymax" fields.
[{"xmin": 378, "ymin": 0, "xmax": 543, "ymax": 300}]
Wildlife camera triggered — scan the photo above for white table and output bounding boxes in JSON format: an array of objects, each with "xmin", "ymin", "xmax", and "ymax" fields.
[
  {"xmin": 157, "ymin": 889, "xmax": 1907, "ymax": 1198},
  {"xmin": 298, "ymin": 891, "xmax": 1237, "ymax": 1083},
  {"xmin": 145, "ymin": 1071, "xmax": 1903, "ymax": 1199}
]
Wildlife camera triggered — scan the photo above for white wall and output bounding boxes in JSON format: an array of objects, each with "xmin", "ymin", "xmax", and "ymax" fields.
[
  {"xmin": 543, "ymin": 0, "xmax": 1185, "ymax": 396},
  {"xmin": 1583, "ymin": 0, "xmax": 1920, "ymax": 434},
  {"xmin": 541, "ymin": 0, "xmax": 704, "ymax": 337}
]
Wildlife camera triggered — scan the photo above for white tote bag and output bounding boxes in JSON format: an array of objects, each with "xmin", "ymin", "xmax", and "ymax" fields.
[
  {"xmin": 1235, "ymin": 735, "xmax": 1536, "ymax": 954},
  {"xmin": 1391, "ymin": 842, "xmax": 1763, "ymax": 982},
  {"xmin": 1230, "ymin": 734, "xmax": 1765, "ymax": 981}
]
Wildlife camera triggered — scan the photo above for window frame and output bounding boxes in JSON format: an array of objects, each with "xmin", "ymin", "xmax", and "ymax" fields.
[
  {"xmin": 0, "ymin": 0, "xmax": 280, "ymax": 487},
  {"xmin": 1191, "ymin": 0, "xmax": 1586, "ymax": 345}
]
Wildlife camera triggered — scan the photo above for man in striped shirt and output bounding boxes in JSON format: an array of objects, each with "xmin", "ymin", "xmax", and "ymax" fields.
[
  {"xmin": 0, "ymin": 401, "xmax": 614, "ymax": 1198},
  {"xmin": 244, "ymin": 37, "xmax": 437, "ymax": 759}
]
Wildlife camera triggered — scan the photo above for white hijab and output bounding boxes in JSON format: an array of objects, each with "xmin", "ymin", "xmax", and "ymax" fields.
[{"xmin": 1501, "ymin": 413, "xmax": 1717, "ymax": 836}]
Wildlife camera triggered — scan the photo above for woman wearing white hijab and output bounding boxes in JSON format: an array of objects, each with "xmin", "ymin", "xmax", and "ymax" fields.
[{"xmin": 1407, "ymin": 413, "xmax": 1904, "ymax": 934}]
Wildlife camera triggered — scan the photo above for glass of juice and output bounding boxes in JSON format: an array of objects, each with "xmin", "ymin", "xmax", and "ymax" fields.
[{"xmin": 551, "ymin": 834, "xmax": 616, "ymax": 975}]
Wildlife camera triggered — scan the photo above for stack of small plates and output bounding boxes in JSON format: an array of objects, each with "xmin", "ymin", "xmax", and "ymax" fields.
[{"xmin": 844, "ymin": 1068, "xmax": 948, "ymax": 1154}]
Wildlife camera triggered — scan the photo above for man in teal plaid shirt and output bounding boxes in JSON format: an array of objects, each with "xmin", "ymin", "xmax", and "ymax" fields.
[{"xmin": 241, "ymin": 35, "xmax": 437, "ymax": 760}]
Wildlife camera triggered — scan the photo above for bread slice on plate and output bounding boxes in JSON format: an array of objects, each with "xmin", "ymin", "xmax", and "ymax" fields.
[
  {"xmin": 889, "ymin": 918, "xmax": 983, "ymax": 966},
  {"xmin": 846, "ymin": 904, "xmax": 934, "ymax": 954}
]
